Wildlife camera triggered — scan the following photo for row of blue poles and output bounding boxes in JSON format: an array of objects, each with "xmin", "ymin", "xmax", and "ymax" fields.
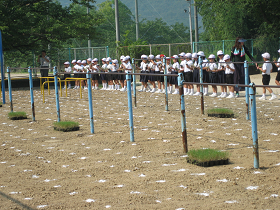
[{"xmin": 5, "ymin": 65, "xmax": 258, "ymax": 168}]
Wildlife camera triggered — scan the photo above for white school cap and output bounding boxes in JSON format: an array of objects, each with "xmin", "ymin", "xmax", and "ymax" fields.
[
  {"xmin": 192, "ymin": 53, "xmax": 197, "ymax": 58},
  {"xmin": 112, "ymin": 59, "xmax": 118, "ymax": 64},
  {"xmin": 155, "ymin": 54, "xmax": 161, "ymax": 59},
  {"xmin": 92, "ymin": 58, "xmax": 98, "ymax": 62},
  {"xmin": 101, "ymin": 58, "xmax": 107, "ymax": 62},
  {"xmin": 208, "ymin": 54, "xmax": 216, "ymax": 59},
  {"xmin": 166, "ymin": 57, "xmax": 171, "ymax": 60},
  {"xmin": 64, "ymin": 61, "xmax": 70, "ymax": 65},
  {"xmin": 172, "ymin": 55, "xmax": 179, "ymax": 59},
  {"xmin": 149, "ymin": 54, "xmax": 154, "ymax": 59},
  {"xmin": 278, "ymin": 49, "xmax": 280, "ymax": 53},
  {"xmin": 197, "ymin": 51, "xmax": 205, "ymax": 57},
  {"xmin": 125, "ymin": 55, "xmax": 130, "ymax": 60},
  {"xmin": 120, "ymin": 55, "xmax": 125, "ymax": 60},
  {"xmin": 223, "ymin": 54, "xmax": 230, "ymax": 60},
  {"xmin": 76, "ymin": 60, "xmax": 81, "ymax": 63},
  {"xmin": 81, "ymin": 60, "xmax": 87, "ymax": 64},
  {"xmin": 123, "ymin": 56, "xmax": 129, "ymax": 61},
  {"xmin": 141, "ymin": 54, "xmax": 148, "ymax": 59},
  {"xmin": 106, "ymin": 57, "xmax": 112, "ymax": 62},
  {"xmin": 186, "ymin": 53, "xmax": 192, "ymax": 58},
  {"xmin": 217, "ymin": 50, "xmax": 224, "ymax": 56},
  {"xmin": 262, "ymin": 52, "xmax": 270, "ymax": 59},
  {"xmin": 71, "ymin": 60, "xmax": 76, "ymax": 63},
  {"xmin": 87, "ymin": 58, "xmax": 92, "ymax": 62},
  {"xmin": 179, "ymin": 52, "xmax": 186, "ymax": 57}
]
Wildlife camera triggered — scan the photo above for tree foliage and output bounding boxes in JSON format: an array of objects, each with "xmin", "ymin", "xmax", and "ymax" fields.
[{"xmin": 0, "ymin": 0, "xmax": 101, "ymax": 52}]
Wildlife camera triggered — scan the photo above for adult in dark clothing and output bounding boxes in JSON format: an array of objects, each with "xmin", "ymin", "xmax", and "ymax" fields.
[{"xmin": 230, "ymin": 37, "xmax": 255, "ymax": 97}]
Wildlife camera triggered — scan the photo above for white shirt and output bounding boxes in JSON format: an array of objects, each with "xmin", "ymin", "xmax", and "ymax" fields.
[
  {"xmin": 102, "ymin": 64, "xmax": 107, "ymax": 71},
  {"xmin": 172, "ymin": 62, "xmax": 180, "ymax": 71},
  {"xmin": 73, "ymin": 64, "xmax": 79, "ymax": 73},
  {"xmin": 165, "ymin": 63, "xmax": 172, "ymax": 74},
  {"xmin": 208, "ymin": 63, "xmax": 218, "ymax": 73},
  {"xmin": 202, "ymin": 59, "xmax": 209, "ymax": 68},
  {"xmin": 262, "ymin": 61, "xmax": 273, "ymax": 75},
  {"xmin": 39, "ymin": 56, "xmax": 50, "ymax": 67},
  {"xmin": 184, "ymin": 60, "xmax": 193, "ymax": 72},
  {"xmin": 193, "ymin": 60, "xmax": 199, "ymax": 68},
  {"xmin": 76, "ymin": 65, "xmax": 83, "ymax": 72},
  {"xmin": 92, "ymin": 65, "xmax": 99, "ymax": 73},
  {"xmin": 111, "ymin": 64, "xmax": 119, "ymax": 72},
  {"xmin": 225, "ymin": 62, "xmax": 235, "ymax": 74},
  {"xmin": 107, "ymin": 64, "xmax": 113, "ymax": 72},
  {"xmin": 84, "ymin": 64, "xmax": 90, "ymax": 72},
  {"xmin": 180, "ymin": 60, "xmax": 186, "ymax": 71},
  {"xmin": 140, "ymin": 62, "xmax": 148, "ymax": 71},
  {"xmin": 64, "ymin": 66, "xmax": 71, "ymax": 73},
  {"xmin": 124, "ymin": 62, "xmax": 132, "ymax": 73},
  {"xmin": 148, "ymin": 62, "xmax": 155, "ymax": 70},
  {"xmin": 218, "ymin": 57, "xmax": 225, "ymax": 70},
  {"xmin": 155, "ymin": 61, "xmax": 162, "ymax": 72},
  {"xmin": 277, "ymin": 57, "xmax": 280, "ymax": 71}
]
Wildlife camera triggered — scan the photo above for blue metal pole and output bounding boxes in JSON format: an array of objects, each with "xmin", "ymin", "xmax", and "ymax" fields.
[
  {"xmin": 178, "ymin": 73, "xmax": 187, "ymax": 153},
  {"xmin": 0, "ymin": 31, "xmax": 5, "ymax": 104},
  {"xmin": 199, "ymin": 56, "xmax": 204, "ymax": 115},
  {"xmin": 106, "ymin": 46, "xmax": 109, "ymax": 57},
  {"xmin": 7, "ymin": 67, "xmax": 13, "ymax": 112},
  {"xmin": 126, "ymin": 73, "xmax": 134, "ymax": 142},
  {"xmin": 54, "ymin": 67, "xmax": 60, "ymax": 122},
  {"xmin": 28, "ymin": 67, "xmax": 35, "ymax": 121},
  {"xmin": 87, "ymin": 70, "xmax": 94, "ymax": 134},
  {"xmin": 163, "ymin": 57, "xmax": 168, "ymax": 111},
  {"xmin": 249, "ymin": 83, "xmax": 259, "ymax": 169},
  {"xmin": 222, "ymin": 40, "xmax": 225, "ymax": 53},
  {"xmin": 244, "ymin": 61, "xmax": 250, "ymax": 120},
  {"xmin": 132, "ymin": 58, "xmax": 136, "ymax": 107}
]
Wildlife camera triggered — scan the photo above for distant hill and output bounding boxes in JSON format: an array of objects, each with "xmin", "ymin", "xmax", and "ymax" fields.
[{"xmin": 59, "ymin": 0, "xmax": 203, "ymax": 32}]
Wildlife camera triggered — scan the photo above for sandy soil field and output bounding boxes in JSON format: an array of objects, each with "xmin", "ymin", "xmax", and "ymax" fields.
[{"xmin": 0, "ymin": 73, "xmax": 279, "ymax": 210}]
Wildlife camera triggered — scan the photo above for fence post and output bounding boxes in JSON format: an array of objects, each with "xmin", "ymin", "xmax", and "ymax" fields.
[
  {"xmin": 87, "ymin": 70, "xmax": 94, "ymax": 134},
  {"xmin": 249, "ymin": 83, "xmax": 259, "ymax": 169},
  {"xmin": 132, "ymin": 58, "xmax": 136, "ymax": 107},
  {"xmin": 28, "ymin": 67, "xmax": 35, "ymax": 121},
  {"xmin": 54, "ymin": 67, "xmax": 60, "ymax": 122},
  {"xmin": 0, "ymin": 30, "xmax": 5, "ymax": 104},
  {"xmin": 178, "ymin": 73, "xmax": 188, "ymax": 153},
  {"xmin": 106, "ymin": 46, "xmax": 109, "ymax": 57},
  {"xmin": 244, "ymin": 61, "xmax": 250, "ymax": 120},
  {"xmin": 7, "ymin": 67, "xmax": 13, "ymax": 112},
  {"xmin": 126, "ymin": 73, "xmax": 134, "ymax": 142},
  {"xmin": 199, "ymin": 56, "xmax": 204, "ymax": 115},
  {"xmin": 222, "ymin": 40, "xmax": 225, "ymax": 53},
  {"xmin": 164, "ymin": 57, "xmax": 168, "ymax": 111}
]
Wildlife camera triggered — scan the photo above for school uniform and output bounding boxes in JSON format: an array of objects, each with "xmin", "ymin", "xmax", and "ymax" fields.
[
  {"xmin": 225, "ymin": 62, "xmax": 235, "ymax": 84},
  {"xmin": 208, "ymin": 63, "xmax": 218, "ymax": 83},
  {"xmin": 111, "ymin": 64, "xmax": 119, "ymax": 80},
  {"xmin": 192, "ymin": 60, "xmax": 200, "ymax": 82},
  {"xmin": 276, "ymin": 57, "xmax": 280, "ymax": 82},
  {"xmin": 164, "ymin": 63, "xmax": 172, "ymax": 83},
  {"xmin": 64, "ymin": 66, "xmax": 72, "ymax": 80},
  {"xmin": 148, "ymin": 62, "xmax": 156, "ymax": 81},
  {"xmin": 155, "ymin": 61, "xmax": 162, "ymax": 81},
  {"xmin": 118, "ymin": 63, "xmax": 125, "ymax": 81},
  {"xmin": 262, "ymin": 61, "xmax": 272, "ymax": 85},
  {"xmin": 218, "ymin": 57, "xmax": 226, "ymax": 83},
  {"xmin": 106, "ymin": 64, "xmax": 113, "ymax": 81},
  {"xmin": 140, "ymin": 62, "xmax": 148, "ymax": 83},
  {"xmin": 100, "ymin": 63, "xmax": 107, "ymax": 81},
  {"xmin": 124, "ymin": 61, "xmax": 133, "ymax": 82},
  {"xmin": 184, "ymin": 60, "xmax": 194, "ymax": 82},
  {"xmin": 202, "ymin": 59, "xmax": 209, "ymax": 83},
  {"xmin": 171, "ymin": 62, "xmax": 179, "ymax": 84},
  {"xmin": 91, "ymin": 65, "xmax": 100, "ymax": 80},
  {"xmin": 159, "ymin": 62, "xmax": 165, "ymax": 82}
]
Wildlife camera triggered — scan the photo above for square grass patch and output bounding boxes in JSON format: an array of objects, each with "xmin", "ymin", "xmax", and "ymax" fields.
[
  {"xmin": 8, "ymin": 112, "xmax": 27, "ymax": 120},
  {"xmin": 187, "ymin": 148, "xmax": 230, "ymax": 167},
  {"xmin": 207, "ymin": 108, "xmax": 234, "ymax": 118},
  {"xmin": 54, "ymin": 121, "xmax": 80, "ymax": 132}
]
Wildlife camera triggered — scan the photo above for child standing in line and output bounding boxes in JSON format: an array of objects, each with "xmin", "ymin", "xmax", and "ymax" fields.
[
  {"xmin": 171, "ymin": 55, "xmax": 180, "ymax": 94},
  {"xmin": 178, "ymin": 52, "xmax": 187, "ymax": 94},
  {"xmin": 217, "ymin": 50, "xmax": 227, "ymax": 98},
  {"xmin": 223, "ymin": 54, "xmax": 235, "ymax": 98},
  {"xmin": 192, "ymin": 53, "xmax": 201, "ymax": 96},
  {"xmin": 100, "ymin": 58, "xmax": 108, "ymax": 90},
  {"xmin": 273, "ymin": 49, "xmax": 280, "ymax": 93},
  {"xmin": 184, "ymin": 53, "xmax": 194, "ymax": 95},
  {"xmin": 137, "ymin": 55, "xmax": 149, "ymax": 92},
  {"xmin": 197, "ymin": 51, "xmax": 209, "ymax": 96},
  {"xmin": 207, "ymin": 54, "xmax": 218, "ymax": 97},
  {"xmin": 63, "ymin": 61, "xmax": 72, "ymax": 89},
  {"xmin": 257, "ymin": 52, "xmax": 277, "ymax": 100},
  {"xmin": 148, "ymin": 54, "xmax": 156, "ymax": 93}
]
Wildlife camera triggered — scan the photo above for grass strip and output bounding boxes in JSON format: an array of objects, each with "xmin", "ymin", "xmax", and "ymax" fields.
[
  {"xmin": 207, "ymin": 108, "xmax": 234, "ymax": 115},
  {"xmin": 8, "ymin": 112, "xmax": 27, "ymax": 119},
  {"xmin": 187, "ymin": 148, "xmax": 229, "ymax": 163},
  {"xmin": 54, "ymin": 121, "xmax": 79, "ymax": 132}
]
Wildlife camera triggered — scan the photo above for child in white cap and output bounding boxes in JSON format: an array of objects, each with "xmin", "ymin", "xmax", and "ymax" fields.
[
  {"xmin": 257, "ymin": 52, "xmax": 277, "ymax": 100},
  {"xmin": 148, "ymin": 55, "xmax": 156, "ymax": 92},
  {"xmin": 273, "ymin": 49, "xmax": 280, "ymax": 93},
  {"xmin": 207, "ymin": 54, "xmax": 218, "ymax": 97},
  {"xmin": 63, "ymin": 61, "xmax": 72, "ymax": 89},
  {"xmin": 192, "ymin": 53, "xmax": 201, "ymax": 96},
  {"xmin": 223, "ymin": 55, "xmax": 235, "ymax": 98},
  {"xmin": 171, "ymin": 55, "xmax": 180, "ymax": 94},
  {"xmin": 100, "ymin": 58, "xmax": 108, "ymax": 90},
  {"xmin": 137, "ymin": 55, "xmax": 149, "ymax": 92},
  {"xmin": 217, "ymin": 50, "xmax": 227, "ymax": 98}
]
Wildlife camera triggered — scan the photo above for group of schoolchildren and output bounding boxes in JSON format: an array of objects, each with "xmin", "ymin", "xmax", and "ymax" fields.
[
  {"xmin": 63, "ymin": 55, "xmax": 132, "ymax": 91},
  {"xmin": 62, "ymin": 49, "xmax": 280, "ymax": 100}
]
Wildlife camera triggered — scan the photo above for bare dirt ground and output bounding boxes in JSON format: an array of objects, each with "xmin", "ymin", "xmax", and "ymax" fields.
[{"xmin": 0, "ymin": 73, "xmax": 280, "ymax": 210}]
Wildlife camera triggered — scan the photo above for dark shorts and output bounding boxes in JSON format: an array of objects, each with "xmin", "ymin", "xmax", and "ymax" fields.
[
  {"xmin": 209, "ymin": 73, "xmax": 217, "ymax": 84},
  {"xmin": 203, "ymin": 70, "xmax": 209, "ymax": 83},
  {"xmin": 159, "ymin": 72, "xmax": 164, "ymax": 82},
  {"xmin": 171, "ymin": 71, "xmax": 178, "ymax": 85},
  {"xmin": 149, "ymin": 70, "xmax": 156, "ymax": 82},
  {"xmin": 184, "ymin": 72, "xmax": 193, "ymax": 82},
  {"xmin": 276, "ymin": 71, "xmax": 280, "ymax": 82},
  {"xmin": 91, "ymin": 73, "xmax": 99, "ymax": 80},
  {"xmin": 226, "ymin": 74, "xmax": 234, "ymax": 84},
  {"xmin": 218, "ymin": 70, "xmax": 225, "ymax": 83},
  {"xmin": 63, "ymin": 74, "xmax": 71, "ymax": 80},
  {"xmin": 193, "ymin": 69, "xmax": 200, "ymax": 82},
  {"xmin": 100, "ymin": 73, "xmax": 107, "ymax": 81},
  {"xmin": 262, "ymin": 74, "xmax": 270, "ymax": 85},
  {"xmin": 140, "ymin": 70, "xmax": 148, "ymax": 83},
  {"xmin": 111, "ymin": 72, "xmax": 118, "ymax": 80}
]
